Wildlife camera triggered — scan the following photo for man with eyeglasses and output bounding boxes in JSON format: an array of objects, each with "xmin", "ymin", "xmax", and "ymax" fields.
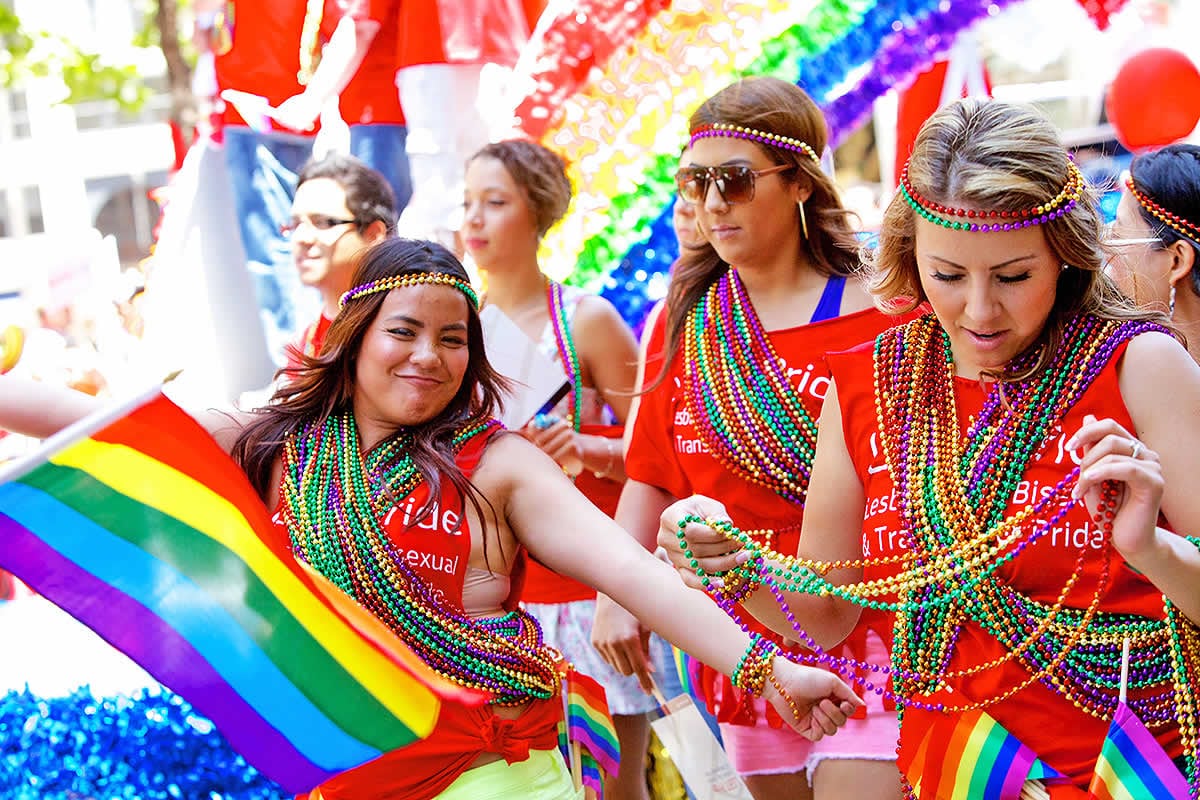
[{"xmin": 283, "ymin": 154, "xmax": 398, "ymax": 372}]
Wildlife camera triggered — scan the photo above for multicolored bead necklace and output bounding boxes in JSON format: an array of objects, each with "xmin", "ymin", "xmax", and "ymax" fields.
[
  {"xmin": 1127, "ymin": 175, "xmax": 1200, "ymax": 246},
  {"xmin": 688, "ymin": 123, "xmax": 823, "ymax": 166},
  {"xmin": 898, "ymin": 159, "xmax": 1083, "ymax": 232},
  {"xmin": 873, "ymin": 313, "xmax": 1180, "ymax": 705},
  {"xmin": 675, "ymin": 311, "xmax": 1199, "ymax": 793},
  {"xmin": 546, "ymin": 280, "xmax": 583, "ymax": 431},
  {"xmin": 682, "ymin": 268, "xmax": 818, "ymax": 506},
  {"xmin": 279, "ymin": 410, "xmax": 564, "ymax": 705}
]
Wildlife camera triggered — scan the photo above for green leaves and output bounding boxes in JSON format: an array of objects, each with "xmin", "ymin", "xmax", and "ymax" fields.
[{"xmin": 0, "ymin": 3, "xmax": 154, "ymax": 112}]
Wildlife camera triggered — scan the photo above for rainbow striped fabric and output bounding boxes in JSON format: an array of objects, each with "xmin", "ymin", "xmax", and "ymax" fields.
[
  {"xmin": 566, "ymin": 668, "xmax": 621, "ymax": 780},
  {"xmin": 1088, "ymin": 702, "xmax": 1189, "ymax": 800},
  {"xmin": 671, "ymin": 646, "xmax": 706, "ymax": 706},
  {"xmin": 901, "ymin": 707, "xmax": 1064, "ymax": 800},
  {"xmin": 0, "ymin": 390, "xmax": 481, "ymax": 794}
]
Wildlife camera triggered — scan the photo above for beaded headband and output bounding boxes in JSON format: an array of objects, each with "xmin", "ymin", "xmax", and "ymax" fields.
[
  {"xmin": 899, "ymin": 159, "xmax": 1084, "ymax": 232},
  {"xmin": 339, "ymin": 272, "xmax": 480, "ymax": 310},
  {"xmin": 689, "ymin": 123, "xmax": 822, "ymax": 166},
  {"xmin": 1126, "ymin": 176, "xmax": 1200, "ymax": 245}
]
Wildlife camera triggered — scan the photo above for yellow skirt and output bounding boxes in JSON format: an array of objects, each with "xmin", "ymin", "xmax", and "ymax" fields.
[{"xmin": 434, "ymin": 748, "xmax": 583, "ymax": 800}]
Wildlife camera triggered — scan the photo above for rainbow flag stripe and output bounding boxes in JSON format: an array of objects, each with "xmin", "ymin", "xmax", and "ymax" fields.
[
  {"xmin": 902, "ymin": 708, "xmax": 1062, "ymax": 800},
  {"xmin": 1089, "ymin": 702, "xmax": 1189, "ymax": 800},
  {"xmin": 581, "ymin": 757, "xmax": 604, "ymax": 795},
  {"xmin": 566, "ymin": 669, "xmax": 620, "ymax": 778},
  {"xmin": 0, "ymin": 390, "xmax": 480, "ymax": 794},
  {"xmin": 671, "ymin": 646, "xmax": 706, "ymax": 706}
]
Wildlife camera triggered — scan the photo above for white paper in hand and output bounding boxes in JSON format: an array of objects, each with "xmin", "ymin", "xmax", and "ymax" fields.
[
  {"xmin": 480, "ymin": 305, "xmax": 570, "ymax": 430},
  {"xmin": 651, "ymin": 695, "xmax": 753, "ymax": 800}
]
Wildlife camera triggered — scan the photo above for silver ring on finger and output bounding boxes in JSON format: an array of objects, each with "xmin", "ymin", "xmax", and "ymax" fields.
[{"xmin": 1129, "ymin": 439, "xmax": 1143, "ymax": 460}]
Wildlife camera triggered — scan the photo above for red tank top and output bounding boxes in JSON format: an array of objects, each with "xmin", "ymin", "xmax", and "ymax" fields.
[
  {"xmin": 275, "ymin": 429, "xmax": 561, "ymax": 800},
  {"xmin": 626, "ymin": 305, "xmax": 903, "ymax": 725},
  {"xmin": 827, "ymin": 334, "xmax": 1183, "ymax": 787}
]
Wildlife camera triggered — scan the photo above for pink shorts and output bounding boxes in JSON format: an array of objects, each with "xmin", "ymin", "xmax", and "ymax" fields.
[{"xmin": 720, "ymin": 632, "xmax": 899, "ymax": 777}]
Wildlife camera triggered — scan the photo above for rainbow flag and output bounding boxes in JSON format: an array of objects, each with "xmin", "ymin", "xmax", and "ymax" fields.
[
  {"xmin": 1088, "ymin": 702, "xmax": 1189, "ymax": 800},
  {"xmin": 566, "ymin": 669, "xmax": 621, "ymax": 779},
  {"xmin": 671, "ymin": 645, "xmax": 706, "ymax": 706},
  {"xmin": 0, "ymin": 389, "xmax": 482, "ymax": 794},
  {"xmin": 901, "ymin": 708, "xmax": 1064, "ymax": 800}
]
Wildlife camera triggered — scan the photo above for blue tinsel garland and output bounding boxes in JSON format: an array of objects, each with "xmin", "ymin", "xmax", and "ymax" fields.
[{"xmin": 0, "ymin": 687, "xmax": 283, "ymax": 800}]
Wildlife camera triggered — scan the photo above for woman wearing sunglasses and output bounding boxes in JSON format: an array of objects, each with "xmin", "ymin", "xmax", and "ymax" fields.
[
  {"xmin": 1105, "ymin": 143, "xmax": 1200, "ymax": 363},
  {"xmin": 658, "ymin": 99, "xmax": 1200, "ymax": 795},
  {"xmin": 591, "ymin": 76, "xmax": 904, "ymax": 800}
]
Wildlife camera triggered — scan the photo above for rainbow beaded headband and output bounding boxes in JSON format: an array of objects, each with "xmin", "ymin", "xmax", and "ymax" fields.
[
  {"xmin": 1126, "ymin": 176, "xmax": 1200, "ymax": 245},
  {"xmin": 899, "ymin": 159, "xmax": 1084, "ymax": 232},
  {"xmin": 339, "ymin": 272, "xmax": 480, "ymax": 310},
  {"xmin": 689, "ymin": 123, "xmax": 822, "ymax": 166}
]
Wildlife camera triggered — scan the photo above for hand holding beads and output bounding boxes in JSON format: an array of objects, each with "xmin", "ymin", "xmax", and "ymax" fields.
[
  {"xmin": 657, "ymin": 494, "xmax": 743, "ymax": 589},
  {"xmin": 1068, "ymin": 413, "xmax": 1165, "ymax": 564}
]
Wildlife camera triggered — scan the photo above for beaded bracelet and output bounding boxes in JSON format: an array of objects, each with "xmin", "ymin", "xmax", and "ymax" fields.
[
  {"xmin": 593, "ymin": 437, "xmax": 619, "ymax": 479},
  {"xmin": 731, "ymin": 634, "xmax": 776, "ymax": 697}
]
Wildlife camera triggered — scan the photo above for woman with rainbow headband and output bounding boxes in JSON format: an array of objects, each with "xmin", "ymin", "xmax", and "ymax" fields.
[
  {"xmin": 461, "ymin": 138, "xmax": 662, "ymax": 800},
  {"xmin": 592, "ymin": 76, "xmax": 906, "ymax": 800},
  {"xmin": 657, "ymin": 99, "xmax": 1200, "ymax": 796},
  {"xmin": 0, "ymin": 238, "xmax": 862, "ymax": 800},
  {"xmin": 1105, "ymin": 143, "xmax": 1200, "ymax": 364}
]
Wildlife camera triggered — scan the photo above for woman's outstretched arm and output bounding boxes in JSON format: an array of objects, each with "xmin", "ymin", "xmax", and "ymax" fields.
[
  {"xmin": 0, "ymin": 374, "xmax": 103, "ymax": 438},
  {"xmin": 0, "ymin": 373, "xmax": 253, "ymax": 456},
  {"xmin": 484, "ymin": 434, "xmax": 864, "ymax": 739}
]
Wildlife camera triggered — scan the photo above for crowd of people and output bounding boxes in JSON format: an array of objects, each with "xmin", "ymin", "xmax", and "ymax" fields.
[{"xmin": 2, "ymin": 14, "xmax": 1200, "ymax": 799}]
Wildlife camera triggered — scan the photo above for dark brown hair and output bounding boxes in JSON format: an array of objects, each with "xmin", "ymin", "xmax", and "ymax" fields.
[{"xmin": 231, "ymin": 238, "xmax": 511, "ymax": 528}]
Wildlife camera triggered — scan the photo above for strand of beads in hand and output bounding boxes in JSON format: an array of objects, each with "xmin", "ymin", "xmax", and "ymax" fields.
[{"xmin": 673, "ymin": 481, "xmax": 1187, "ymax": 717}]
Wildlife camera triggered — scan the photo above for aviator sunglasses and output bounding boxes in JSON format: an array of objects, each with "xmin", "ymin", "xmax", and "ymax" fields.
[{"xmin": 674, "ymin": 164, "xmax": 793, "ymax": 205}]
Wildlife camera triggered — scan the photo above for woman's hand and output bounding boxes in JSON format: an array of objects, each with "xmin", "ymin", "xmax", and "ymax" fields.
[
  {"xmin": 591, "ymin": 595, "xmax": 654, "ymax": 693},
  {"xmin": 522, "ymin": 415, "xmax": 584, "ymax": 475},
  {"xmin": 1068, "ymin": 414, "xmax": 1165, "ymax": 562},
  {"xmin": 765, "ymin": 658, "xmax": 863, "ymax": 741},
  {"xmin": 656, "ymin": 495, "xmax": 746, "ymax": 590}
]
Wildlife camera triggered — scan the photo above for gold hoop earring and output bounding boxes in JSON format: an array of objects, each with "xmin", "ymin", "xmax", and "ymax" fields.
[{"xmin": 798, "ymin": 200, "xmax": 809, "ymax": 240}]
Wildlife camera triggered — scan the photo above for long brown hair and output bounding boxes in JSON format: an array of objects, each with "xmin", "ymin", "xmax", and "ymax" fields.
[
  {"xmin": 231, "ymin": 239, "xmax": 511, "ymax": 528},
  {"xmin": 660, "ymin": 76, "xmax": 862, "ymax": 377},
  {"xmin": 870, "ymin": 98, "xmax": 1173, "ymax": 382}
]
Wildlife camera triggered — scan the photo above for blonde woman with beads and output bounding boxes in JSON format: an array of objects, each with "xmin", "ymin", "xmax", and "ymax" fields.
[
  {"xmin": 0, "ymin": 238, "xmax": 862, "ymax": 800},
  {"xmin": 592, "ymin": 76, "xmax": 907, "ymax": 800},
  {"xmin": 1105, "ymin": 143, "xmax": 1200, "ymax": 363},
  {"xmin": 658, "ymin": 99, "xmax": 1200, "ymax": 796},
  {"xmin": 461, "ymin": 139, "xmax": 666, "ymax": 800}
]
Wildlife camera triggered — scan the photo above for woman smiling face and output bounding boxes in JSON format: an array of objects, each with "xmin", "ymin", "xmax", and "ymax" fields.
[
  {"xmin": 352, "ymin": 284, "xmax": 471, "ymax": 443},
  {"xmin": 914, "ymin": 217, "xmax": 1063, "ymax": 379}
]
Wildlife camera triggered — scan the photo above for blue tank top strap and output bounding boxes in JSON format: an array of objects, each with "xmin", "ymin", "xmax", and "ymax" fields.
[{"xmin": 810, "ymin": 274, "xmax": 847, "ymax": 323}]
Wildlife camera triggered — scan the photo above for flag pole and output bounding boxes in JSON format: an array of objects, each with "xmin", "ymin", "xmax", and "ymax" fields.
[{"xmin": 1119, "ymin": 637, "xmax": 1130, "ymax": 706}]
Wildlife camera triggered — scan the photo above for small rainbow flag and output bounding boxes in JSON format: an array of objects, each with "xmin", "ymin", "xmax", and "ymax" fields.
[
  {"xmin": 671, "ymin": 645, "xmax": 706, "ymax": 707},
  {"xmin": 566, "ymin": 669, "xmax": 621, "ymax": 780},
  {"xmin": 0, "ymin": 389, "xmax": 482, "ymax": 794},
  {"xmin": 1088, "ymin": 701, "xmax": 1189, "ymax": 800},
  {"xmin": 901, "ymin": 707, "xmax": 1064, "ymax": 800}
]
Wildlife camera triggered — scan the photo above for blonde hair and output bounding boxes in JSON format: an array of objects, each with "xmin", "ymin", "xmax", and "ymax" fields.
[{"xmin": 870, "ymin": 98, "xmax": 1170, "ymax": 379}]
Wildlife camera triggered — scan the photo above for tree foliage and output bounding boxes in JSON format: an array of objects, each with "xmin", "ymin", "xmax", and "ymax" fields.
[{"xmin": 0, "ymin": 3, "xmax": 157, "ymax": 111}]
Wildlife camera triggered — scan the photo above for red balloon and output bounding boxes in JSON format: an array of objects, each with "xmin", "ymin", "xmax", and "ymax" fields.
[{"xmin": 1106, "ymin": 47, "xmax": 1200, "ymax": 151}]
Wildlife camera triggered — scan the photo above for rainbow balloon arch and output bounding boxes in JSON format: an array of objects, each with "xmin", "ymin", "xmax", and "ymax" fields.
[
  {"xmin": 1, "ymin": 0, "xmax": 1138, "ymax": 797},
  {"xmin": 519, "ymin": 0, "xmax": 1030, "ymax": 331}
]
